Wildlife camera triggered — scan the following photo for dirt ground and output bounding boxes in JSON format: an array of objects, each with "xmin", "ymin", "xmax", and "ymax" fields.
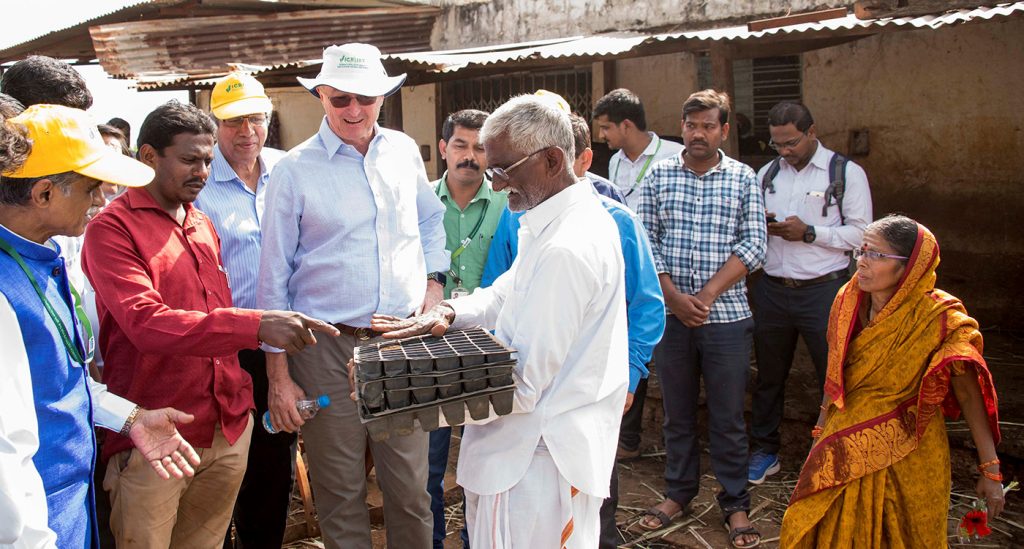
[{"xmin": 282, "ymin": 330, "xmax": 1024, "ymax": 548}]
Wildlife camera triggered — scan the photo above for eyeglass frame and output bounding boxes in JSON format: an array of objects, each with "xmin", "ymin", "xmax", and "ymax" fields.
[
  {"xmin": 221, "ymin": 114, "xmax": 270, "ymax": 128},
  {"xmin": 326, "ymin": 93, "xmax": 379, "ymax": 108},
  {"xmin": 768, "ymin": 131, "xmax": 808, "ymax": 152},
  {"xmin": 485, "ymin": 147, "xmax": 550, "ymax": 182},
  {"xmin": 853, "ymin": 247, "xmax": 909, "ymax": 262}
]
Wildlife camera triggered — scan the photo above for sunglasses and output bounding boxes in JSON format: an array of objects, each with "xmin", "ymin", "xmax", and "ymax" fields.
[
  {"xmin": 485, "ymin": 148, "xmax": 549, "ymax": 182},
  {"xmin": 326, "ymin": 94, "xmax": 379, "ymax": 108}
]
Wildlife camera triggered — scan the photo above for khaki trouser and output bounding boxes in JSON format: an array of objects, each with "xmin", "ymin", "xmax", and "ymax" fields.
[
  {"xmin": 104, "ymin": 415, "xmax": 253, "ymax": 548},
  {"xmin": 289, "ymin": 332, "xmax": 432, "ymax": 549}
]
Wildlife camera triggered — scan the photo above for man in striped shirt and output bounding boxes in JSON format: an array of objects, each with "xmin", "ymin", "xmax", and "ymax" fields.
[
  {"xmin": 636, "ymin": 90, "xmax": 766, "ymax": 549},
  {"xmin": 193, "ymin": 72, "xmax": 290, "ymax": 548}
]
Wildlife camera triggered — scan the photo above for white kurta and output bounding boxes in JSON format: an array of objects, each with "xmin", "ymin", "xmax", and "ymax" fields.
[{"xmin": 449, "ymin": 181, "xmax": 629, "ymax": 499}]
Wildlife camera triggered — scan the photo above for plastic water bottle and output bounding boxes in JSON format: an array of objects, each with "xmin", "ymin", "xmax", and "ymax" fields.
[{"xmin": 262, "ymin": 395, "xmax": 331, "ymax": 434}]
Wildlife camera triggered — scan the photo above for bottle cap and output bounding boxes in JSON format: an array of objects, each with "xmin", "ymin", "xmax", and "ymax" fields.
[{"xmin": 317, "ymin": 394, "xmax": 331, "ymax": 407}]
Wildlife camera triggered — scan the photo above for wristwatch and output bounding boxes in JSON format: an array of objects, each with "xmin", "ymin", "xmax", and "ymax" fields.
[
  {"xmin": 427, "ymin": 271, "xmax": 447, "ymax": 285},
  {"xmin": 803, "ymin": 225, "xmax": 817, "ymax": 243}
]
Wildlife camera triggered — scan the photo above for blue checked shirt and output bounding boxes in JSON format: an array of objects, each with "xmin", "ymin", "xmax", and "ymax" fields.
[{"xmin": 637, "ymin": 150, "xmax": 766, "ymax": 324}]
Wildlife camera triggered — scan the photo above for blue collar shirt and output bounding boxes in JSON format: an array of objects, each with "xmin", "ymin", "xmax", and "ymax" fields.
[{"xmin": 194, "ymin": 145, "xmax": 283, "ymax": 309}]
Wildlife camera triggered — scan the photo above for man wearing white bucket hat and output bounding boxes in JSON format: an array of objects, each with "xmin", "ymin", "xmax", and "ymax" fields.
[{"xmin": 258, "ymin": 43, "xmax": 446, "ymax": 548}]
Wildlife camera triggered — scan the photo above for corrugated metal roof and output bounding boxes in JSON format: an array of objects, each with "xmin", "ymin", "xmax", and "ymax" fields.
[
  {"xmin": 91, "ymin": 6, "xmax": 439, "ymax": 85},
  {"xmin": 0, "ymin": 0, "xmax": 432, "ymax": 64},
  {"xmin": 138, "ymin": 2, "xmax": 1023, "ymax": 89},
  {"xmin": 384, "ymin": 2, "xmax": 1024, "ymax": 73}
]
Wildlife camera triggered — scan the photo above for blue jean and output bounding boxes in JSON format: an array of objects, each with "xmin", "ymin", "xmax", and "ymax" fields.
[
  {"xmin": 656, "ymin": 316, "xmax": 753, "ymax": 516},
  {"xmin": 428, "ymin": 427, "xmax": 469, "ymax": 549}
]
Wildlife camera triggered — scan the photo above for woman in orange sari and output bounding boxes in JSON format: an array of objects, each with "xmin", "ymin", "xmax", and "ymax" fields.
[{"xmin": 780, "ymin": 215, "xmax": 1004, "ymax": 547}]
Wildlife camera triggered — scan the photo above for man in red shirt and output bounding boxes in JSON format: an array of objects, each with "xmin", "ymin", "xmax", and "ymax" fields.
[{"xmin": 82, "ymin": 100, "xmax": 338, "ymax": 547}]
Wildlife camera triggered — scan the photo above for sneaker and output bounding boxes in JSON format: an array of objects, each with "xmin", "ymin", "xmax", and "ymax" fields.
[{"xmin": 748, "ymin": 450, "xmax": 780, "ymax": 485}]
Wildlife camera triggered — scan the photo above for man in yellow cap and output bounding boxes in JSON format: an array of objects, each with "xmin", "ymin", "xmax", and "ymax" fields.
[
  {"xmin": 0, "ymin": 104, "xmax": 202, "ymax": 548},
  {"xmin": 193, "ymin": 72, "xmax": 291, "ymax": 548}
]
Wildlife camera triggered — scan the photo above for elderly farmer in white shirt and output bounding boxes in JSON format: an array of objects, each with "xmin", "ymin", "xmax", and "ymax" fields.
[{"xmin": 371, "ymin": 94, "xmax": 628, "ymax": 548}]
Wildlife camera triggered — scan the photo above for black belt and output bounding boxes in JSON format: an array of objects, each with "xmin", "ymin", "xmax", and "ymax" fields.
[
  {"xmin": 332, "ymin": 323, "xmax": 384, "ymax": 341},
  {"xmin": 764, "ymin": 268, "xmax": 848, "ymax": 289}
]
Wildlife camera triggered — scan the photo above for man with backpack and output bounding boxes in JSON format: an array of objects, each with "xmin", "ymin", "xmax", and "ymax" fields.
[{"xmin": 748, "ymin": 101, "xmax": 873, "ymax": 484}]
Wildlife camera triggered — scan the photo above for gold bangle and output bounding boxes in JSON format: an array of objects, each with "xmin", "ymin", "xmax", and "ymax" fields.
[{"xmin": 120, "ymin": 405, "xmax": 141, "ymax": 437}]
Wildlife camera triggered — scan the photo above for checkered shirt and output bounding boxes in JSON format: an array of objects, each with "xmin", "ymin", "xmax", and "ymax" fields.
[{"xmin": 637, "ymin": 151, "xmax": 767, "ymax": 324}]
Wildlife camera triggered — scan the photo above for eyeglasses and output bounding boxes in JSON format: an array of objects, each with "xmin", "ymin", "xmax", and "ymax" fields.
[
  {"xmin": 853, "ymin": 247, "xmax": 908, "ymax": 262},
  {"xmin": 326, "ymin": 94, "xmax": 378, "ymax": 108},
  {"xmin": 485, "ymin": 148, "xmax": 549, "ymax": 182},
  {"xmin": 222, "ymin": 114, "xmax": 268, "ymax": 128},
  {"xmin": 768, "ymin": 132, "xmax": 807, "ymax": 152}
]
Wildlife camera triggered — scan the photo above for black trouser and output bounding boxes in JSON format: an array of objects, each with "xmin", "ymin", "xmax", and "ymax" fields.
[
  {"xmin": 224, "ymin": 349, "xmax": 297, "ymax": 549},
  {"xmin": 750, "ymin": 275, "xmax": 847, "ymax": 455},
  {"xmin": 617, "ymin": 375, "xmax": 648, "ymax": 451},
  {"xmin": 657, "ymin": 316, "xmax": 753, "ymax": 516},
  {"xmin": 598, "ymin": 461, "xmax": 621, "ymax": 549}
]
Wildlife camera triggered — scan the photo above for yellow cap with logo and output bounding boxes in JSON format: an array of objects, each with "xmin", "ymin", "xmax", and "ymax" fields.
[
  {"xmin": 211, "ymin": 72, "xmax": 273, "ymax": 120},
  {"xmin": 2, "ymin": 104, "xmax": 153, "ymax": 187}
]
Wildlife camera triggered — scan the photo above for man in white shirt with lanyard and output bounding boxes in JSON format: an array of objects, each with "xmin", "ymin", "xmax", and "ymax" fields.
[
  {"xmin": 748, "ymin": 101, "xmax": 873, "ymax": 484},
  {"xmin": 372, "ymin": 94, "xmax": 628, "ymax": 548},
  {"xmin": 593, "ymin": 88, "xmax": 683, "ymax": 211}
]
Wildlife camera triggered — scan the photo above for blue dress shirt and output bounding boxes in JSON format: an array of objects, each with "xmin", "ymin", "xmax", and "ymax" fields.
[
  {"xmin": 257, "ymin": 119, "xmax": 448, "ymax": 327},
  {"xmin": 480, "ymin": 180, "xmax": 665, "ymax": 392},
  {"xmin": 194, "ymin": 145, "xmax": 283, "ymax": 309}
]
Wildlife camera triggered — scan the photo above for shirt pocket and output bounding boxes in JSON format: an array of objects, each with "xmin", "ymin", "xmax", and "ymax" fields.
[
  {"xmin": 803, "ymin": 190, "xmax": 841, "ymax": 226},
  {"xmin": 706, "ymin": 195, "xmax": 738, "ymax": 234}
]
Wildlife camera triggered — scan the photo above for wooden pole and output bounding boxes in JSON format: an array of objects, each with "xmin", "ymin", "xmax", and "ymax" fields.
[{"xmin": 708, "ymin": 43, "xmax": 739, "ymax": 158}]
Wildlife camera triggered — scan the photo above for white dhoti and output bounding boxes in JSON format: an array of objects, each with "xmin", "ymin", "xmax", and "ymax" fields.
[{"xmin": 464, "ymin": 444, "xmax": 602, "ymax": 549}]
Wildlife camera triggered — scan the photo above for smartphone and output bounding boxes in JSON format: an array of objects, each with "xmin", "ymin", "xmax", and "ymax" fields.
[{"xmin": 766, "ymin": 215, "xmax": 778, "ymax": 223}]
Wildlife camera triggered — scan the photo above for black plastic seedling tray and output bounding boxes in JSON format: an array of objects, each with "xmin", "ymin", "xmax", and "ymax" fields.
[
  {"xmin": 353, "ymin": 328, "xmax": 518, "ymax": 440},
  {"xmin": 354, "ymin": 327, "xmax": 514, "ymax": 381}
]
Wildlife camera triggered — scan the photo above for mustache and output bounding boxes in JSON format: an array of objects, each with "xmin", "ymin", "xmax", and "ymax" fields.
[{"xmin": 456, "ymin": 159, "xmax": 480, "ymax": 171}]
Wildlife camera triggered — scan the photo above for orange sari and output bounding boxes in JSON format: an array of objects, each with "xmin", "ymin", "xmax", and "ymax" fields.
[{"xmin": 780, "ymin": 224, "xmax": 999, "ymax": 548}]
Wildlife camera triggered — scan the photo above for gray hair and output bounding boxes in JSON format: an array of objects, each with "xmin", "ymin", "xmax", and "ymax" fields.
[{"xmin": 480, "ymin": 95, "xmax": 575, "ymax": 177}]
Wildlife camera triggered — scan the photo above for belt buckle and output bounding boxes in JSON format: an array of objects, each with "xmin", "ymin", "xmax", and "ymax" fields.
[
  {"xmin": 354, "ymin": 327, "xmax": 372, "ymax": 341},
  {"xmin": 784, "ymin": 278, "xmax": 799, "ymax": 289}
]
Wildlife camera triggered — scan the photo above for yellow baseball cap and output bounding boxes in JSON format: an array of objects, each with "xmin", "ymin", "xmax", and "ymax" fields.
[
  {"xmin": 2, "ymin": 104, "xmax": 153, "ymax": 187},
  {"xmin": 211, "ymin": 73, "xmax": 273, "ymax": 120}
]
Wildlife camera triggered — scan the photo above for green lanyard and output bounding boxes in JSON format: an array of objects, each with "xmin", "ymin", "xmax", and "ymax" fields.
[
  {"xmin": 436, "ymin": 181, "xmax": 490, "ymax": 285},
  {"xmin": 614, "ymin": 137, "xmax": 663, "ymax": 198},
  {"xmin": 0, "ymin": 234, "xmax": 94, "ymax": 365}
]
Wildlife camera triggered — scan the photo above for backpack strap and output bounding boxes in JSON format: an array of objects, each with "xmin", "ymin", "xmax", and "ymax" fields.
[
  {"xmin": 824, "ymin": 153, "xmax": 849, "ymax": 225},
  {"xmin": 761, "ymin": 157, "xmax": 783, "ymax": 195}
]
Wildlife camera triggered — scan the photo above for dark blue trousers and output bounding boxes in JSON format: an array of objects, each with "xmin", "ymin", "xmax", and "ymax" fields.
[
  {"xmin": 428, "ymin": 427, "xmax": 469, "ymax": 549},
  {"xmin": 656, "ymin": 316, "xmax": 753, "ymax": 516},
  {"xmin": 750, "ymin": 275, "xmax": 846, "ymax": 454}
]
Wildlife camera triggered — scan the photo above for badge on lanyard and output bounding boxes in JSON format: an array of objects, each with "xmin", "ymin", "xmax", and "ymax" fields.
[{"xmin": 450, "ymin": 285, "xmax": 469, "ymax": 299}]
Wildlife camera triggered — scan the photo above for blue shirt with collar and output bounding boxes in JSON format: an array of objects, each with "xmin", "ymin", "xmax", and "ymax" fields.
[
  {"xmin": 480, "ymin": 179, "xmax": 665, "ymax": 392},
  {"xmin": 257, "ymin": 119, "xmax": 448, "ymax": 326},
  {"xmin": 194, "ymin": 145, "xmax": 284, "ymax": 309}
]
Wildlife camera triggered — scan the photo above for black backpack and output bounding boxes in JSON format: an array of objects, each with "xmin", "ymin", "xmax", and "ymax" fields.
[{"xmin": 761, "ymin": 153, "xmax": 850, "ymax": 225}]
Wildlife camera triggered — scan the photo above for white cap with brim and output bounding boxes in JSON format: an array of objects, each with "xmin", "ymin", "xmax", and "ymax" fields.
[
  {"xmin": 297, "ymin": 43, "xmax": 407, "ymax": 98},
  {"xmin": 3, "ymin": 104, "xmax": 154, "ymax": 187}
]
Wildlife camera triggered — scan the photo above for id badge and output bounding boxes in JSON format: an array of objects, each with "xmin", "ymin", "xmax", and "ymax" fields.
[{"xmin": 450, "ymin": 286, "xmax": 469, "ymax": 299}]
